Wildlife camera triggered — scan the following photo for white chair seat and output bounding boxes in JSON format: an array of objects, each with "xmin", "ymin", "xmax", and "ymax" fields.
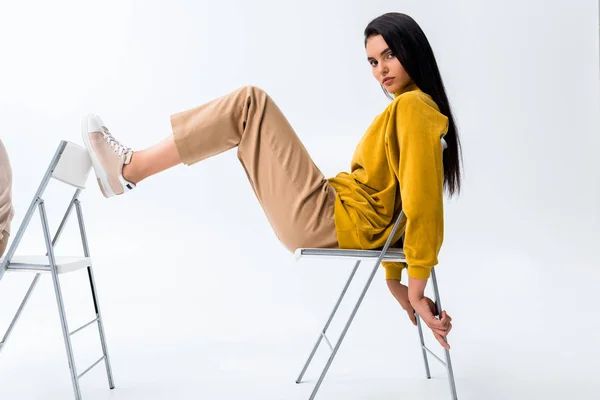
[
  {"xmin": 1, "ymin": 256, "xmax": 91, "ymax": 274},
  {"xmin": 294, "ymin": 247, "xmax": 406, "ymax": 262}
]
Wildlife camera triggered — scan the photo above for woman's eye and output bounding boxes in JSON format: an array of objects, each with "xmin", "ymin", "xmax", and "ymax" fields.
[{"xmin": 370, "ymin": 53, "xmax": 394, "ymax": 66}]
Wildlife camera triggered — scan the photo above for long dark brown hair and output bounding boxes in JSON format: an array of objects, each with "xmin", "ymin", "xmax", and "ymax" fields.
[{"xmin": 365, "ymin": 12, "xmax": 463, "ymax": 196}]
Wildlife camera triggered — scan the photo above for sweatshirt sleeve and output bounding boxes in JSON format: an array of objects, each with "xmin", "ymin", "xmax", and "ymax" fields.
[
  {"xmin": 393, "ymin": 94, "xmax": 446, "ymax": 280},
  {"xmin": 382, "ymin": 260, "xmax": 407, "ymax": 280}
]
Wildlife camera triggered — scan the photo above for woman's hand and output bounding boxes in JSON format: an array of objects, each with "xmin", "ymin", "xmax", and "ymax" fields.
[
  {"xmin": 412, "ymin": 296, "xmax": 452, "ymax": 349},
  {"xmin": 408, "ymin": 276, "xmax": 452, "ymax": 350}
]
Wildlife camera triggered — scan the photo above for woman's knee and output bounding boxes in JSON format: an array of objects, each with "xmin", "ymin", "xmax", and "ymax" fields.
[
  {"xmin": 236, "ymin": 85, "xmax": 268, "ymax": 99},
  {"xmin": 245, "ymin": 85, "xmax": 265, "ymax": 94}
]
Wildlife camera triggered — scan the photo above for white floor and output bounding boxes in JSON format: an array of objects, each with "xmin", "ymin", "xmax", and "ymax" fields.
[
  {"xmin": 1, "ymin": 220, "xmax": 598, "ymax": 400},
  {"xmin": 0, "ymin": 329, "xmax": 596, "ymax": 400}
]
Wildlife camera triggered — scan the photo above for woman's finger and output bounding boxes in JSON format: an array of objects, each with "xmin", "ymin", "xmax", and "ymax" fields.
[
  {"xmin": 440, "ymin": 312, "xmax": 453, "ymax": 331},
  {"xmin": 428, "ymin": 320, "xmax": 451, "ymax": 336},
  {"xmin": 427, "ymin": 316, "xmax": 447, "ymax": 330},
  {"xmin": 434, "ymin": 332, "xmax": 450, "ymax": 350},
  {"xmin": 408, "ymin": 311, "xmax": 417, "ymax": 326},
  {"xmin": 432, "ymin": 327, "xmax": 448, "ymax": 337},
  {"xmin": 440, "ymin": 311, "xmax": 451, "ymax": 325}
]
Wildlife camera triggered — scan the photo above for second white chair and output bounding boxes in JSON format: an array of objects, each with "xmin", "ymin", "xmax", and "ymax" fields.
[{"xmin": 0, "ymin": 140, "xmax": 115, "ymax": 400}]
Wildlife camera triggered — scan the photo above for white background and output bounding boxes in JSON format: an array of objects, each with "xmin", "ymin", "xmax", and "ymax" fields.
[{"xmin": 1, "ymin": 0, "xmax": 599, "ymax": 399}]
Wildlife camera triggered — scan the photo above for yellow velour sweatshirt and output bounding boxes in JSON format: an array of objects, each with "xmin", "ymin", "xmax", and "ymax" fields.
[{"xmin": 327, "ymin": 83, "xmax": 448, "ymax": 280}]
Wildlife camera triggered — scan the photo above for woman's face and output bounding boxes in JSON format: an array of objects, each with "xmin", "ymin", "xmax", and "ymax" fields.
[{"xmin": 366, "ymin": 34, "xmax": 411, "ymax": 95}]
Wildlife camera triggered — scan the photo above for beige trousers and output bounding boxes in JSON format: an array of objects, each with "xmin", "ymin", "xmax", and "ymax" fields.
[
  {"xmin": 0, "ymin": 230, "xmax": 8, "ymax": 259},
  {"xmin": 170, "ymin": 85, "xmax": 339, "ymax": 253}
]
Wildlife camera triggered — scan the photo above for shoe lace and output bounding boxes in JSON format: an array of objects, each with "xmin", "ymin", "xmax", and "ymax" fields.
[{"xmin": 101, "ymin": 127, "xmax": 132, "ymax": 158}]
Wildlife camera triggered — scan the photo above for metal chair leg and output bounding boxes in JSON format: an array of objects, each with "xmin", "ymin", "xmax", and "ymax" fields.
[
  {"xmin": 75, "ymin": 200, "xmax": 115, "ymax": 389},
  {"xmin": 430, "ymin": 269, "xmax": 458, "ymax": 400},
  {"xmin": 39, "ymin": 201, "xmax": 82, "ymax": 400},
  {"xmin": 296, "ymin": 260, "xmax": 360, "ymax": 384},
  {"xmin": 297, "ymin": 210, "xmax": 410, "ymax": 399},
  {"xmin": 307, "ymin": 261, "xmax": 381, "ymax": 400},
  {"xmin": 415, "ymin": 313, "xmax": 432, "ymax": 379},
  {"xmin": 0, "ymin": 274, "xmax": 41, "ymax": 354}
]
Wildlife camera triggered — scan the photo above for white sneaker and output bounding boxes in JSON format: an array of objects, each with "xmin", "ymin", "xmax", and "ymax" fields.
[{"xmin": 81, "ymin": 114, "xmax": 136, "ymax": 198}]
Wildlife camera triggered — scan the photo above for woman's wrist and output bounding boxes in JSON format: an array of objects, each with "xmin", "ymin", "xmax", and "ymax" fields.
[{"xmin": 408, "ymin": 276, "xmax": 428, "ymax": 306}]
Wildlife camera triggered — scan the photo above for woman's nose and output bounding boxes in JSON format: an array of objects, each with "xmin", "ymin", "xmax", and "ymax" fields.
[{"xmin": 378, "ymin": 64, "xmax": 388, "ymax": 76}]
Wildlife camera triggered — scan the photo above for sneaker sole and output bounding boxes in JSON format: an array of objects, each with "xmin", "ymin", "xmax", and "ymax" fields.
[{"xmin": 81, "ymin": 115, "xmax": 116, "ymax": 198}]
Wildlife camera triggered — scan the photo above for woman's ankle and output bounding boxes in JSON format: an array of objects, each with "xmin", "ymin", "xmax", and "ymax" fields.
[{"xmin": 123, "ymin": 153, "xmax": 143, "ymax": 184}]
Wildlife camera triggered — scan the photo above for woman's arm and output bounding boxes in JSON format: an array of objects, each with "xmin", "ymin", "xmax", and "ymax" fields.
[
  {"xmin": 389, "ymin": 93, "xmax": 452, "ymax": 348},
  {"xmin": 391, "ymin": 92, "xmax": 446, "ymax": 281},
  {"xmin": 386, "ymin": 279, "xmax": 417, "ymax": 326},
  {"xmin": 408, "ymin": 275, "xmax": 427, "ymax": 302}
]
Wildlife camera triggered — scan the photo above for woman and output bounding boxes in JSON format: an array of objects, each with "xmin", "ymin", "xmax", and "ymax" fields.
[
  {"xmin": 0, "ymin": 137, "xmax": 14, "ymax": 259},
  {"xmin": 81, "ymin": 12, "xmax": 461, "ymax": 349}
]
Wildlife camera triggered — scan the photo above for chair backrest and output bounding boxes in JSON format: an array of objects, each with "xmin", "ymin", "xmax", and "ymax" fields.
[
  {"xmin": 0, "ymin": 140, "xmax": 91, "ymax": 278},
  {"xmin": 52, "ymin": 141, "xmax": 92, "ymax": 189}
]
